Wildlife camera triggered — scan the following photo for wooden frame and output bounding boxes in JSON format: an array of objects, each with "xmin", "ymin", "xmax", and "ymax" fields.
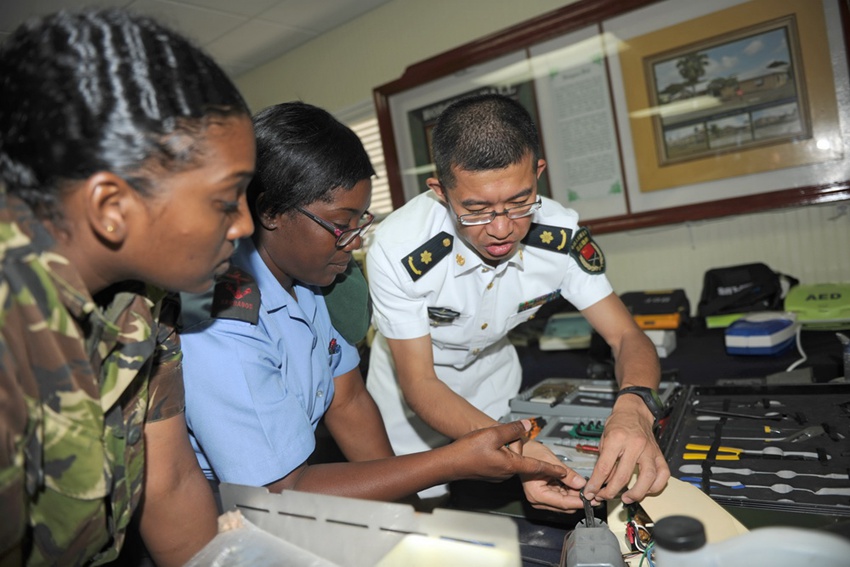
[{"xmin": 373, "ymin": 0, "xmax": 850, "ymax": 234}]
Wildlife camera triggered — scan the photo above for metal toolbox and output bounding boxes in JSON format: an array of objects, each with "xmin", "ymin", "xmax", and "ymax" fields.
[{"xmin": 504, "ymin": 378, "xmax": 682, "ymax": 478}]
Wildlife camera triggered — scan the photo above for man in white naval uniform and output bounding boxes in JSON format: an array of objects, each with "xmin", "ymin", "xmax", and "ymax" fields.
[{"xmin": 366, "ymin": 94, "xmax": 669, "ymax": 512}]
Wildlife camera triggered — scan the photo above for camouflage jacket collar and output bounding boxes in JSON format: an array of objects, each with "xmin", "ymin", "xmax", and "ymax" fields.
[{"xmin": 1, "ymin": 188, "xmax": 99, "ymax": 322}]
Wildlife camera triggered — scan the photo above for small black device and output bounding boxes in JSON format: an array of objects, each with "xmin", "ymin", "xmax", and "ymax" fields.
[{"xmin": 615, "ymin": 386, "xmax": 665, "ymax": 424}]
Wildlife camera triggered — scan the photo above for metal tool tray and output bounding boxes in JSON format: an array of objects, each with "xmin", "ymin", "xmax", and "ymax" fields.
[
  {"xmin": 660, "ymin": 383, "xmax": 850, "ymax": 520},
  {"xmin": 504, "ymin": 378, "xmax": 682, "ymax": 479}
]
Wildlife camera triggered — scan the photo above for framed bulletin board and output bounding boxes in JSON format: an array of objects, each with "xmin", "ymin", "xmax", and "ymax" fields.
[{"xmin": 373, "ymin": 0, "xmax": 850, "ymax": 234}]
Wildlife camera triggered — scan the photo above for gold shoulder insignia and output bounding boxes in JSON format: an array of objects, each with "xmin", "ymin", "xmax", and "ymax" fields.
[
  {"xmin": 523, "ymin": 223, "xmax": 572, "ymax": 254},
  {"xmin": 570, "ymin": 226, "xmax": 606, "ymax": 274},
  {"xmin": 401, "ymin": 231, "xmax": 453, "ymax": 282}
]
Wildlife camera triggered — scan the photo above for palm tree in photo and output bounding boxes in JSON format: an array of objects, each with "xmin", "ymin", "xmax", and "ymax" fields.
[{"xmin": 676, "ymin": 51, "xmax": 709, "ymax": 96}]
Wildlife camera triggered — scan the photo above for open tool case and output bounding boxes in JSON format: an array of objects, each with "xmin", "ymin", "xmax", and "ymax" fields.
[
  {"xmin": 660, "ymin": 383, "xmax": 850, "ymax": 522},
  {"xmin": 504, "ymin": 378, "xmax": 681, "ymax": 477}
]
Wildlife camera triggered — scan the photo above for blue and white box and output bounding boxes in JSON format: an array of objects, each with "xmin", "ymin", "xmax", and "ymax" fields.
[{"xmin": 724, "ymin": 312, "xmax": 798, "ymax": 356}]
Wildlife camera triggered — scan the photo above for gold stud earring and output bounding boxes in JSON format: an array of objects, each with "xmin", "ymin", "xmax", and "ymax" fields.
[{"xmin": 106, "ymin": 225, "xmax": 115, "ymax": 233}]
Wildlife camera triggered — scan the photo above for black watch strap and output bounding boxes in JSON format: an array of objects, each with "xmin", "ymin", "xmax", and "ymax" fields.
[{"xmin": 616, "ymin": 386, "xmax": 665, "ymax": 423}]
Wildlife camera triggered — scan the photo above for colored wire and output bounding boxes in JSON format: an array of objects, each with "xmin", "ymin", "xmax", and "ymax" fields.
[{"xmin": 639, "ymin": 541, "xmax": 655, "ymax": 567}]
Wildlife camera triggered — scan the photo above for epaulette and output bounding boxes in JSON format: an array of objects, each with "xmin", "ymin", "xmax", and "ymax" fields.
[
  {"xmin": 569, "ymin": 226, "xmax": 606, "ymax": 274},
  {"xmin": 401, "ymin": 231, "xmax": 453, "ymax": 282},
  {"xmin": 210, "ymin": 266, "xmax": 260, "ymax": 324},
  {"xmin": 523, "ymin": 223, "xmax": 572, "ymax": 254}
]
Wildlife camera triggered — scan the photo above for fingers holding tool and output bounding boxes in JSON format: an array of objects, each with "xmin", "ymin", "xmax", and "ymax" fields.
[
  {"xmin": 583, "ymin": 399, "xmax": 670, "ymax": 505},
  {"xmin": 505, "ymin": 415, "xmax": 546, "ymax": 456}
]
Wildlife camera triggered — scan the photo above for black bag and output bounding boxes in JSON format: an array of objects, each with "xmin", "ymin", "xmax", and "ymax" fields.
[{"xmin": 697, "ymin": 262, "xmax": 798, "ymax": 317}]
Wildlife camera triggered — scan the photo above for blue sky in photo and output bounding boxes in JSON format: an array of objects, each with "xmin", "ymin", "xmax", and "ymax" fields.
[{"xmin": 653, "ymin": 27, "xmax": 792, "ymax": 92}]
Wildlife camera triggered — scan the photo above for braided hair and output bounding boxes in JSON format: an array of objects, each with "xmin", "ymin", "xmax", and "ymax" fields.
[{"xmin": 0, "ymin": 9, "xmax": 250, "ymax": 220}]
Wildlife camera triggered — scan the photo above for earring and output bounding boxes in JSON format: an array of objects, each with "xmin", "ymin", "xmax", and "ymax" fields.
[{"xmin": 106, "ymin": 225, "xmax": 115, "ymax": 233}]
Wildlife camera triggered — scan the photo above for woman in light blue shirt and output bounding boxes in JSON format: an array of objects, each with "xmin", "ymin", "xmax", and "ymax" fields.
[{"xmin": 180, "ymin": 102, "xmax": 568, "ymax": 502}]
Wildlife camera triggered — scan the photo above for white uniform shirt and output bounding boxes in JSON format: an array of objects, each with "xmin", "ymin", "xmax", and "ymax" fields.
[{"xmin": 366, "ymin": 192, "xmax": 612, "ymax": 494}]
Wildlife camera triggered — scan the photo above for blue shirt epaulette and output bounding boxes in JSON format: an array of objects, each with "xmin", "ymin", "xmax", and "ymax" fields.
[
  {"xmin": 401, "ymin": 231, "xmax": 453, "ymax": 282},
  {"xmin": 211, "ymin": 266, "xmax": 261, "ymax": 324},
  {"xmin": 523, "ymin": 223, "xmax": 573, "ymax": 254}
]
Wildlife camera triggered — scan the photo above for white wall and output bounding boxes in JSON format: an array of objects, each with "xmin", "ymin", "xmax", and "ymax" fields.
[
  {"xmin": 235, "ymin": 0, "xmax": 576, "ymax": 113},
  {"xmin": 598, "ymin": 202, "xmax": 850, "ymax": 311},
  {"xmin": 235, "ymin": 0, "xmax": 850, "ymax": 312}
]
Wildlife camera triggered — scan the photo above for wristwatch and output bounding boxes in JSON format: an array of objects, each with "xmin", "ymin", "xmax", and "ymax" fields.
[{"xmin": 615, "ymin": 386, "xmax": 665, "ymax": 424}]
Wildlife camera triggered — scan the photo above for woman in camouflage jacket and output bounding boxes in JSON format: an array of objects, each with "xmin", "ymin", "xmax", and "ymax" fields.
[{"xmin": 0, "ymin": 9, "xmax": 255, "ymax": 566}]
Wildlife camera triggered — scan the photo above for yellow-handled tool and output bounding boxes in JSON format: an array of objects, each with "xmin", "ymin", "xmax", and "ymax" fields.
[
  {"xmin": 684, "ymin": 443, "xmax": 825, "ymax": 461},
  {"xmin": 684, "ymin": 444, "xmax": 742, "ymax": 460}
]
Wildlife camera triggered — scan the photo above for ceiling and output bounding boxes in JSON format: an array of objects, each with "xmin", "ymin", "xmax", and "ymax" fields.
[{"xmin": 0, "ymin": 0, "xmax": 392, "ymax": 78}]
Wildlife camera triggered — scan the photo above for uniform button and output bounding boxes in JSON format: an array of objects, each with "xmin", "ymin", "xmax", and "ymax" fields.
[
  {"xmin": 316, "ymin": 390, "xmax": 324, "ymax": 398},
  {"xmin": 127, "ymin": 426, "xmax": 142, "ymax": 446},
  {"xmin": 529, "ymin": 314, "xmax": 535, "ymax": 320},
  {"xmin": 472, "ymin": 348, "xmax": 480, "ymax": 355},
  {"xmin": 486, "ymin": 282, "xmax": 493, "ymax": 290},
  {"xmin": 481, "ymin": 268, "xmax": 489, "ymax": 273},
  {"xmin": 481, "ymin": 323, "xmax": 488, "ymax": 330}
]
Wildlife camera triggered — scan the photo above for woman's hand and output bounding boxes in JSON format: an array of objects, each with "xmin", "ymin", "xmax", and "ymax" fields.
[{"xmin": 444, "ymin": 419, "xmax": 572, "ymax": 482}]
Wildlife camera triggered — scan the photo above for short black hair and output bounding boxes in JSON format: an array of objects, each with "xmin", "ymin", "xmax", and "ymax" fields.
[
  {"xmin": 0, "ymin": 8, "xmax": 249, "ymax": 220},
  {"xmin": 248, "ymin": 101, "xmax": 375, "ymax": 224},
  {"xmin": 430, "ymin": 93, "xmax": 540, "ymax": 188}
]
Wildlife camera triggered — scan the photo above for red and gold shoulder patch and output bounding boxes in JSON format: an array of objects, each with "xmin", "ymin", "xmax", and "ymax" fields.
[
  {"xmin": 211, "ymin": 266, "xmax": 260, "ymax": 324},
  {"xmin": 523, "ymin": 223, "xmax": 572, "ymax": 254},
  {"xmin": 570, "ymin": 227, "xmax": 605, "ymax": 274},
  {"xmin": 401, "ymin": 232, "xmax": 453, "ymax": 282}
]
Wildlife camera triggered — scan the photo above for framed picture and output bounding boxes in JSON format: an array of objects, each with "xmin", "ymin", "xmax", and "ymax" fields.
[
  {"xmin": 373, "ymin": 0, "xmax": 850, "ymax": 234},
  {"xmin": 615, "ymin": 0, "xmax": 842, "ymax": 195},
  {"xmin": 647, "ymin": 16, "xmax": 810, "ymax": 167}
]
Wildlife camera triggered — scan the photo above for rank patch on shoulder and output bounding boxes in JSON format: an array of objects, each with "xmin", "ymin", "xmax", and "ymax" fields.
[
  {"xmin": 523, "ymin": 223, "xmax": 572, "ymax": 254},
  {"xmin": 570, "ymin": 227, "xmax": 605, "ymax": 274},
  {"xmin": 211, "ymin": 266, "xmax": 260, "ymax": 324},
  {"xmin": 401, "ymin": 231, "xmax": 453, "ymax": 282},
  {"xmin": 518, "ymin": 289, "xmax": 561, "ymax": 312}
]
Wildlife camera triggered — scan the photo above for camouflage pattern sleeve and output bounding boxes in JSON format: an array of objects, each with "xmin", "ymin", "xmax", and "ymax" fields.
[
  {"xmin": 147, "ymin": 292, "xmax": 185, "ymax": 422},
  {"xmin": 0, "ymin": 331, "xmax": 29, "ymax": 559}
]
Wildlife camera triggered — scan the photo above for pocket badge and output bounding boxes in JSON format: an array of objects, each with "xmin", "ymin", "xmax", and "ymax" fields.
[{"xmin": 428, "ymin": 307, "xmax": 461, "ymax": 326}]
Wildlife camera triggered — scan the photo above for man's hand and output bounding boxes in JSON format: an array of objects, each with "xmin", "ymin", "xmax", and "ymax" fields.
[
  {"xmin": 519, "ymin": 441, "xmax": 587, "ymax": 512},
  {"xmin": 446, "ymin": 420, "xmax": 571, "ymax": 482},
  {"xmin": 582, "ymin": 394, "xmax": 670, "ymax": 504}
]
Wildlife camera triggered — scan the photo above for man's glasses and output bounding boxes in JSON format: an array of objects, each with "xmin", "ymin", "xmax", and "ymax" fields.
[
  {"xmin": 450, "ymin": 196, "xmax": 542, "ymax": 226},
  {"xmin": 297, "ymin": 207, "xmax": 375, "ymax": 247}
]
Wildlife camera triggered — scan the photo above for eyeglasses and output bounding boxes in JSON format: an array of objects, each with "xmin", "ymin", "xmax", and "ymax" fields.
[
  {"xmin": 450, "ymin": 196, "xmax": 542, "ymax": 226},
  {"xmin": 297, "ymin": 207, "xmax": 375, "ymax": 247}
]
